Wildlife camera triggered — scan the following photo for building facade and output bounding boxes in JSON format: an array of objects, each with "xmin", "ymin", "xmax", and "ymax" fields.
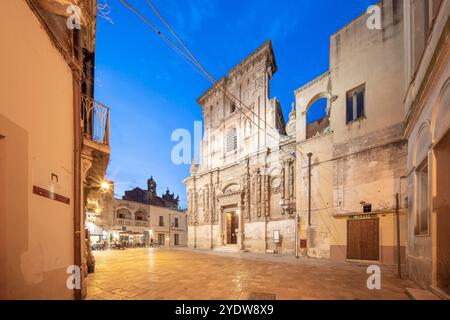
[
  {"xmin": 0, "ymin": 0, "xmax": 109, "ymax": 299},
  {"xmin": 123, "ymin": 177, "xmax": 180, "ymax": 209},
  {"xmin": 89, "ymin": 180, "xmax": 187, "ymax": 248},
  {"xmin": 294, "ymin": 0, "xmax": 408, "ymax": 265},
  {"xmin": 403, "ymin": 0, "xmax": 449, "ymax": 293},
  {"xmin": 184, "ymin": 41, "xmax": 297, "ymax": 254}
]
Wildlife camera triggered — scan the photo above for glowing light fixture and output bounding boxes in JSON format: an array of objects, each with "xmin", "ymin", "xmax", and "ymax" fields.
[{"xmin": 100, "ymin": 181, "xmax": 110, "ymax": 192}]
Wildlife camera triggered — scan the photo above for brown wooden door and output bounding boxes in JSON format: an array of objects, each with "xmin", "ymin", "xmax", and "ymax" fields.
[
  {"xmin": 347, "ymin": 218, "xmax": 379, "ymax": 260},
  {"xmin": 226, "ymin": 212, "xmax": 238, "ymax": 245}
]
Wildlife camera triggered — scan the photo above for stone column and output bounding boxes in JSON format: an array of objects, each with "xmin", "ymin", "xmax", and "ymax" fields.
[
  {"xmin": 218, "ymin": 207, "xmax": 223, "ymax": 246},
  {"xmin": 238, "ymin": 200, "xmax": 244, "ymax": 251}
]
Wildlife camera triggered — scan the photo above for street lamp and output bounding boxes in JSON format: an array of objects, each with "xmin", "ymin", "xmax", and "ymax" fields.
[{"xmin": 100, "ymin": 181, "xmax": 110, "ymax": 192}]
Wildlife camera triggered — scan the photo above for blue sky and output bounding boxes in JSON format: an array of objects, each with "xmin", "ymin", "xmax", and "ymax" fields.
[{"xmin": 94, "ymin": 0, "xmax": 378, "ymax": 208}]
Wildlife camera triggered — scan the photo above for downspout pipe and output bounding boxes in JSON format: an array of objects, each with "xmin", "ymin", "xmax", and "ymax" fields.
[
  {"xmin": 73, "ymin": 27, "xmax": 83, "ymax": 300},
  {"xmin": 307, "ymin": 152, "xmax": 313, "ymax": 227}
]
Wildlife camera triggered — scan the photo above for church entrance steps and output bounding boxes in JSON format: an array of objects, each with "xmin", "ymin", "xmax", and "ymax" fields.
[{"xmin": 213, "ymin": 246, "xmax": 240, "ymax": 253}]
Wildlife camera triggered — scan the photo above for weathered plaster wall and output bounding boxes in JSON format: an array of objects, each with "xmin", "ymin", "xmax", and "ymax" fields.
[
  {"xmin": 294, "ymin": 0, "xmax": 408, "ymax": 264},
  {"xmin": 403, "ymin": 0, "xmax": 450, "ymax": 289},
  {"xmin": 0, "ymin": 0, "xmax": 74, "ymax": 299}
]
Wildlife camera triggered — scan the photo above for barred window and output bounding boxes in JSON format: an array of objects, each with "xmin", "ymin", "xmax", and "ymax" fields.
[
  {"xmin": 226, "ymin": 128, "xmax": 237, "ymax": 152},
  {"xmin": 416, "ymin": 160, "xmax": 429, "ymax": 235},
  {"xmin": 346, "ymin": 84, "xmax": 365, "ymax": 123}
]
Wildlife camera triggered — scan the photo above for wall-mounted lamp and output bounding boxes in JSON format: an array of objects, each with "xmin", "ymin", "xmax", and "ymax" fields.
[{"xmin": 101, "ymin": 181, "xmax": 110, "ymax": 192}]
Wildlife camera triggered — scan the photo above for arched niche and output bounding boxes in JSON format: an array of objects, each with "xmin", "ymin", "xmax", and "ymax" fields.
[
  {"xmin": 222, "ymin": 183, "xmax": 241, "ymax": 195},
  {"xmin": 413, "ymin": 121, "xmax": 432, "ymax": 167},
  {"xmin": 432, "ymin": 78, "xmax": 450, "ymax": 144}
]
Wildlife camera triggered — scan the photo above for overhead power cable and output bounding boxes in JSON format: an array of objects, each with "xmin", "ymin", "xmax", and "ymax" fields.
[
  {"xmin": 118, "ymin": 0, "xmax": 282, "ymax": 142},
  {"xmin": 145, "ymin": 0, "xmax": 281, "ymax": 136}
]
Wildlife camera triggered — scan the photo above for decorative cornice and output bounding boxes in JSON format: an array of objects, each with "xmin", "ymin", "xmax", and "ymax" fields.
[{"xmin": 197, "ymin": 40, "xmax": 276, "ymax": 106}]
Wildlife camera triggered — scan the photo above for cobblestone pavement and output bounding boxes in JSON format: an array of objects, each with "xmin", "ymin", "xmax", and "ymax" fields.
[{"xmin": 86, "ymin": 248, "xmax": 415, "ymax": 300}]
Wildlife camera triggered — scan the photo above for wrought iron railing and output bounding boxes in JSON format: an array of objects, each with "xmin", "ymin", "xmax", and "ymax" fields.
[{"xmin": 81, "ymin": 94, "xmax": 110, "ymax": 146}]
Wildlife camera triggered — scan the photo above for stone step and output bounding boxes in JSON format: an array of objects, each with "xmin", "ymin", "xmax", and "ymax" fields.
[
  {"xmin": 430, "ymin": 286, "xmax": 450, "ymax": 300},
  {"xmin": 213, "ymin": 246, "xmax": 240, "ymax": 253},
  {"xmin": 405, "ymin": 287, "xmax": 442, "ymax": 300}
]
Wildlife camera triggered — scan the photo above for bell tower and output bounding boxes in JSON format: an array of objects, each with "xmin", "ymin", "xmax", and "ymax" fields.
[{"xmin": 147, "ymin": 176, "xmax": 157, "ymax": 198}]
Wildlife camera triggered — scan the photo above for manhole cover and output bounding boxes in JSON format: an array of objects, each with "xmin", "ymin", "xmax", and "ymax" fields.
[{"xmin": 247, "ymin": 292, "xmax": 276, "ymax": 300}]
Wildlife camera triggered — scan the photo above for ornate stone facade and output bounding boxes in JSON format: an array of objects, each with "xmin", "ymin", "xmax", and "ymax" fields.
[{"xmin": 184, "ymin": 41, "xmax": 297, "ymax": 254}]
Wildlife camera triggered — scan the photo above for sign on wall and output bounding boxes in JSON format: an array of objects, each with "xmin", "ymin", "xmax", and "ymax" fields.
[{"xmin": 273, "ymin": 230, "xmax": 280, "ymax": 244}]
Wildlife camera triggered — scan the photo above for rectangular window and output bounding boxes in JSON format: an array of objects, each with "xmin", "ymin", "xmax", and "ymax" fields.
[
  {"xmin": 174, "ymin": 217, "xmax": 179, "ymax": 228},
  {"xmin": 226, "ymin": 128, "xmax": 237, "ymax": 152},
  {"xmin": 346, "ymin": 84, "xmax": 365, "ymax": 123},
  {"xmin": 416, "ymin": 160, "xmax": 429, "ymax": 235},
  {"xmin": 159, "ymin": 216, "xmax": 164, "ymax": 227},
  {"xmin": 174, "ymin": 234, "xmax": 180, "ymax": 246}
]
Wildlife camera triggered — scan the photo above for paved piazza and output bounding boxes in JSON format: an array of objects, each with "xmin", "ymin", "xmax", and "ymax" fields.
[{"xmin": 86, "ymin": 248, "xmax": 415, "ymax": 300}]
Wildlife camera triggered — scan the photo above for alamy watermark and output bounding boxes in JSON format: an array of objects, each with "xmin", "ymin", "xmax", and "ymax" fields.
[
  {"xmin": 366, "ymin": 265, "xmax": 381, "ymax": 290},
  {"xmin": 66, "ymin": 4, "xmax": 81, "ymax": 30},
  {"xmin": 366, "ymin": 5, "xmax": 382, "ymax": 30},
  {"xmin": 66, "ymin": 265, "xmax": 81, "ymax": 290},
  {"xmin": 66, "ymin": 1, "xmax": 113, "ymax": 30}
]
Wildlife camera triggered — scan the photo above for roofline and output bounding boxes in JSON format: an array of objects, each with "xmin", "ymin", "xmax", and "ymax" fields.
[
  {"xmin": 330, "ymin": 0, "xmax": 382, "ymax": 39},
  {"xmin": 114, "ymin": 197, "xmax": 186, "ymax": 213},
  {"xmin": 197, "ymin": 40, "xmax": 277, "ymax": 106}
]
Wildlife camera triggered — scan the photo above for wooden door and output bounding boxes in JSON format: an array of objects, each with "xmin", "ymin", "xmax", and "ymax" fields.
[{"xmin": 347, "ymin": 218, "xmax": 379, "ymax": 260}]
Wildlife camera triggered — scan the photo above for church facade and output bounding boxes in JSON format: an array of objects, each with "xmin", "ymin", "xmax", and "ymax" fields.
[{"xmin": 184, "ymin": 41, "xmax": 297, "ymax": 254}]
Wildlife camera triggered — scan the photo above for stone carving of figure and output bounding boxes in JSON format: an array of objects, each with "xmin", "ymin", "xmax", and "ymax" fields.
[
  {"xmin": 256, "ymin": 169, "xmax": 262, "ymax": 218},
  {"xmin": 204, "ymin": 185, "xmax": 210, "ymax": 223}
]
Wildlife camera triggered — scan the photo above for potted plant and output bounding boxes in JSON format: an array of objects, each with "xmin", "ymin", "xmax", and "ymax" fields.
[
  {"xmin": 85, "ymin": 229, "xmax": 96, "ymax": 273},
  {"xmin": 87, "ymin": 252, "xmax": 95, "ymax": 273}
]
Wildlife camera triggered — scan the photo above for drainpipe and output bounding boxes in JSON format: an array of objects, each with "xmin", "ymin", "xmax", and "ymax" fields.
[
  {"xmin": 295, "ymin": 213, "xmax": 299, "ymax": 259},
  {"xmin": 73, "ymin": 27, "xmax": 83, "ymax": 300},
  {"xmin": 395, "ymin": 193, "xmax": 401, "ymax": 278},
  {"xmin": 307, "ymin": 153, "xmax": 313, "ymax": 226}
]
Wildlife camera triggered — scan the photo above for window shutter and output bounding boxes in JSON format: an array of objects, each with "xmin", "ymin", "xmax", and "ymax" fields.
[
  {"xmin": 357, "ymin": 90, "xmax": 365, "ymax": 118},
  {"xmin": 346, "ymin": 94, "xmax": 353, "ymax": 123}
]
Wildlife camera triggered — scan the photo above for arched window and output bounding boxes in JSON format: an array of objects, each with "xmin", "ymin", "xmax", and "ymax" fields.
[
  {"xmin": 135, "ymin": 211, "xmax": 147, "ymax": 221},
  {"xmin": 306, "ymin": 98, "xmax": 330, "ymax": 139},
  {"xmin": 226, "ymin": 128, "xmax": 237, "ymax": 152},
  {"xmin": 116, "ymin": 208, "xmax": 131, "ymax": 220},
  {"xmin": 211, "ymin": 135, "xmax": 216, "ymax": 154}
]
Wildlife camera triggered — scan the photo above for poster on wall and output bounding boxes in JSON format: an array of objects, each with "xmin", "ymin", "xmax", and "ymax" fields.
[{"xmin": 273, "ymin": 230, "xmax": 280, "ymax": 244}]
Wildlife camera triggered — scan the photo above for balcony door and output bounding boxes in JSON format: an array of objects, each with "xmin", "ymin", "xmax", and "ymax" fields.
[
  {"xmin": 158, "ymin": 233, "xmax": 165, "ymax": 246},
  {"xmin": 226, "ymin": 211, "xmax": 238, "ymax": 245}
]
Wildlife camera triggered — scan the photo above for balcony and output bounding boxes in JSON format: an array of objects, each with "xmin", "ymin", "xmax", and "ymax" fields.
[
  {"xmin": 116, "ymin": 219, "xmax": 149, "ymax": 228},
  {"xmin": 116, "ymin": 218, "xmax": 134, "ymax": 227}
]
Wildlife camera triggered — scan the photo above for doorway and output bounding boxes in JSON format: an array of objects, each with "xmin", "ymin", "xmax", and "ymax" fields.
[
  {"xmin": 347, "ymin": 218, "xmax": 379, "ymax": 261},
  {"xmin": 434, "ymin": 130, "xmax": 450, "ymax": 293},
  {"xmin": 158, "ymin": 233, "xmax": 165, "ymax": 246},
  {"xmin": 226, "ymin": 211, "xmax": 238, "ymax": 245}
]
